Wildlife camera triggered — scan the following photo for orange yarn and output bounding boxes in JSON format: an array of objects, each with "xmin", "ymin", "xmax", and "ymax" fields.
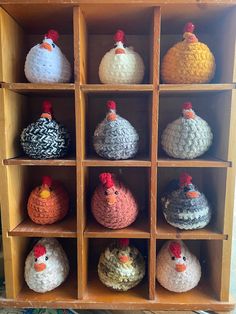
[{"xmin": 27, "ymin": 178, "xmax": 69, "ymax": 225}]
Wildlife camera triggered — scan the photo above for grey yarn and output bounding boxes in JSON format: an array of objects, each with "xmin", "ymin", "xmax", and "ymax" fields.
[
  {"xmin": 161, "ymin": 115, "xmax": 213, "ymax": 159},
  {"xmin": 21, "ymin": 117, "xmax": 71, "ymax": 159},
  {"xmin": 93, "ymin": 114, "xmax": 139, "ymax": 160},
  {"xmin": 161, "ymin": 182, "xmax": 211, "ymax": 230}
]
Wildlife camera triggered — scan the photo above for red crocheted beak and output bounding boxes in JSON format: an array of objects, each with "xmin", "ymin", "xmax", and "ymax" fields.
[
  {"xmin": 40, "ymin": 42, "xmax": 52, "ymax": 52},
  {"xmin": 34, "ymin": 263, "xmax": 46, "ymax": 272},
  {"xmin": 175, "ymin": 263, "xmax": 186, "ymax": 273}
]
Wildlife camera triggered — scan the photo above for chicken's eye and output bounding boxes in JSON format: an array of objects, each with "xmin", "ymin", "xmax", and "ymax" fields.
[
  {"xmin": 115, "ymin": 191, "xmax": 119, "ymax": 195},
  {"xmin": 35, "ymin": 258, "xmax": 37, "ymax": 262},
  {"xmin": 52, "ymin": 43, "xmax": 55, "ymax": 48},
  {"xmin": 114, "ymin": 44, "xmax": 118, "ymax": 48},
  {"xmin": 123, "ymin": 44, "xmax": 126, "ymax": 48},
  {"xmin": 105, "ymin": 191, "xmax": 108, "ymax": 196},
  {"xmin": 45, "ymin": 256, "xmax": 48, "ymax": 261},
  {"xmin": 184, "ymin": 187, "xmax": 190, "ymax": 192},
  {"xmin": 183, "ymin": 256, "xmax": 186, "ymax": 261},
  {"xmin": 171, "ymin": 256, "xmax": 175, "ymax": 260}
]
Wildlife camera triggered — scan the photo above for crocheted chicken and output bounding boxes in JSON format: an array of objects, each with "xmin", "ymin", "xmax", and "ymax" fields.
[
  {"xmin": 156, "ymin": 240, "xmax": 201, "ymax": 293},
  {"xmin": 93, "ymin": 100, "xmax": 139, "ymax": 160},
  {"xmin": 99, "ymin": 30, "xmax": 145, "ymax": 84},
  {"xmin": 91, "ymin": 173, "xmax": 139, "ymax": 229},
  {"xmin": 161, "ymin": 172, "xmax": 211, "ymax": 230},
  {"xmin": 161, "ymin": 102, "xmax": 213, "ymax": 159},
  {"xmin": 24, "ymin": 29, "xmax": 71, "ymax": 83},
  {"xmin": 27, "ymin": 176, "xmax": 69, "ymax": 225},
  {"xmin": 25, "ymin": 238, "xmax": 69, "ymax": 293},
  {"xmin": 98, "ymin": 239, "xmax": 145, "ymax": 291},
  {"xmin": 21, "ymin": 100, "xmax": 71, "ymax": 159},
  {"xmin": 161, "ymin": 22, "xmax": 215, "ymax": 84}
]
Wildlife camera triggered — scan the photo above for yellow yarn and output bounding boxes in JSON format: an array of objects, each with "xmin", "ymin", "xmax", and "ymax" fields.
[{"xmin": 161, "ymin": 37, "xmax": 215, "ymax": 84}]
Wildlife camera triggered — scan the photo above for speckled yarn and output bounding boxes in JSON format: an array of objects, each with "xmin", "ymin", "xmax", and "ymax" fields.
[
  {"xmin": 99, "ymin": 30, "xmax": 145, "ymax": 84},
  {"xmin": 93, "ymin": 100, "xmax": 139, "ymax": 160},
  {"xmin": 161, "ymin": 173, "xmax": 211, "ymax": 230},
  {"xmin": 98, "ymin": 239, "xmax": 145, "ymax": 291},
  {"xmin": 161, "ymin": 22, "xmax": 215, "ymax": 84},
  {"xmin": 91, "ymin": 173, "xmax": 139, "ymax": 229},
  {"xmin": 25, "ymin": 30, "xmax": 71, "ymax": 83},
  {"xmin": 21, "ymin": 100, "xmax": 71, "ymax": 159},
  {"xmin": 156, "ymin": 240, "xmax": 201, "ymax": 293},
  {"xmin": 27, "ymin": 176, "xmax": 69, "ymax": 225},
  {"xmin": 25, "ymin": 238, "xmax": 69, "ymax": 293},
  {"xmin": 161, "ymin": 102, "xmax": 213, "ymax": 159}
]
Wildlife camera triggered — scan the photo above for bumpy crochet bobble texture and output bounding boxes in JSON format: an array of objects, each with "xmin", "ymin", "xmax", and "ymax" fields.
[{"xmin": 161, "ymin": 22, "xmax": 215, "ymax": 84}]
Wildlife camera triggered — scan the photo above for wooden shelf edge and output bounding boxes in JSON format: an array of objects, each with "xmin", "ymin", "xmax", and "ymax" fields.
[
  {"xmin": 157, "ymin": 158, "xmax": 231, "ymax": 168},
  {"xmin": 83, "ymin": 159, "xmax": 151, "ymax": 167},
  {"xmin": 80, "ymin": 84, "xmax": 153, "ymax": 93},
  {"xmin": 3, "ymin": 157, "xmax": 76, "ymax": 166},
  {"xmin": 1, "ymin": 83, "xmax": 75, "ymax": 92},
  {"xmin": 159, "ymin": 83, "xmax": 235, "ymax": 93},
  {"xmin": 155, "ymin": 232, "xmax": 228, "ymax": 240},
  {"xmin": 0, "ymin": 298, "xmax": 234, "ymax": 311},
  {"xmin": 84, "ymin": 231, "xmax": 150, "ymax": 239}
]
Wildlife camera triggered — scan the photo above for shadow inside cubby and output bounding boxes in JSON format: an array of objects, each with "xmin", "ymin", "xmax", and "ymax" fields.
[
  {"xmin": 155, "ymin": 239, "xmax": 222, "ymax": 301},
  {"xmin": 85, "ymin": 238, "xmax": 149, "ymax": 300},
  {"xmin": 5, "ymin": 93, "xmax": 76, "ymax": 159},
  {"xmin": 157, "ymin": 167, "xmax": 227, "ymax": 237},
  {"xmin": 0, "ymin": 4, "xmax": 74, "ymax": 82},
  {"xmin": 7, "ymin": 166, "xmax": 76, "ymax": 235},
  {"xmin": 84, "ymin": 93, "xmax": 152, "ymax": 161},
  {"xmin": 80, "ymin": 5, "xmax": 154, "ymax": 84},
  {"xmin": 158, "ymin": 91, "xmax": 232, "ymax": 162},
  {"xmin": 160, "ymin": 5, "xmax": 236, "ymax": 83},
  {"xmin": 14, "ymin": 237, "xmax": 77, "ymax": 300},
  {"xmin": 84, "ymin": 167, "xmax": 150, "ymax": 236}
]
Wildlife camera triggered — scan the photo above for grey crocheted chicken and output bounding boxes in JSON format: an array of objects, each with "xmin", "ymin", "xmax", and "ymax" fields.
[
  {"xmin": 93, "ymin": 100, "xmax": 139, "ymax": 160},
  {"xmin": 161, "ymin": 102, "xmax": 213, "ymax": 159},
  {"xmin": 161, "ymin": 172, "xmax": 211, "ymax": 230},
  {"xmin": 21, "ymin": 100, "xmax": 70, "ymax": 159},
  {"xmin": 98, "ymin": 239, "xmax": 145, "ymax": 291}
]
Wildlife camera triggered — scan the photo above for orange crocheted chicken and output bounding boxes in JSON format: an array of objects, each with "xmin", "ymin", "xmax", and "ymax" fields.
[
  {"xmin": 27, "ymin": 176, "xmax": 69, "ymax": 225},
  {"xmin": 161, "ymin": 22, "xmax": 215, "ymax": 84}
]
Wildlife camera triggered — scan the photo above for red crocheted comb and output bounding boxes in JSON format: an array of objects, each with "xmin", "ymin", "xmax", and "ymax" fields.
[
  {"xmin": 107, "ymin": 100, "xmax": 116, "ymax": 110},
  {"xmin": 99, "ymin": 173, "xmax": 114, "ymax": 189},
  {"xmin": 45, "ymin": 29, "xmax": 59, "ymax": 42},
  {"xmin": 169, "ymin": 241, "xmax": 181, "ymax": 258},
  {"xmin": 42, "ymin": 100, "xmax": 53, "ymax": 114},
  {"xmin": 184, "ymin": 22, "xmax": 195, "ymax": 33},
  {"xmin": 119, "ymin": 239, "xmax": 129, "ymax": 247},
  {"xmin": 114, "ymin": 29, "xmax": 125, "ymax": 43},
  {"xmin": 182, "ymin": 102, "xmax": 192, "ymax": 110},
  {"xmin": 34, "ymin": 244, "xmax": 47, "ymax": 258},
  {"xmin": 42, "ymin": 176, "xmax": 52, "ymax": 187},
  {"xmin": 179, "ymin": 172, "xmax": 192, "ymax": 187}
]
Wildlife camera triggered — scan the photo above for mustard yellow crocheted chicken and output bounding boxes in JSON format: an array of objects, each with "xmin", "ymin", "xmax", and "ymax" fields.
[{"xmin": 161, "ymin": 22, "xmax": 215, "ymax": 84}]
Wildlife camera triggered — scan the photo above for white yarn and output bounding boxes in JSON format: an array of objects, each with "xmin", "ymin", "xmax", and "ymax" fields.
[
  {"xmin": 25, "ymin": 38, "xmax": 71, "ymax": 83},
  {"xmin": 25, "ymin": 238, "xmax": 69, "ymax": 293},
  {"xmin": 156, "ymin": 240, "xmax": 201, "ymax": 293},
  {"xmin": 99, "ymin": 42, "xmax": 145, "ymax": 84}
]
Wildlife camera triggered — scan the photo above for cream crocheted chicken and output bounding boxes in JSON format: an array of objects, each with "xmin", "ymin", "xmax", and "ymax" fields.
[
  {"xmin": 156, "ymin": 240, "xmax": 201, "ymax": 293},
  {"xmin": 161, "ymin": 102, "xmax": 213, "ymax": 159},
  {"xmin": 25, "ymin": 238, "xmax": 69, "ymax": 293},
  {"xmin": 25, "ymin": 29, "xmax": 71, "ymax": 83},
  {"xmin": 99, "ymin": 30, "xmax": 145, "ymax": 84}
]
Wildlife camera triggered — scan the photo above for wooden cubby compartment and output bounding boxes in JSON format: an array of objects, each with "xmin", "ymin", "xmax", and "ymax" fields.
[{"xmin": 0, "ymin": 1, "xmax": 236, "ymax": 311}]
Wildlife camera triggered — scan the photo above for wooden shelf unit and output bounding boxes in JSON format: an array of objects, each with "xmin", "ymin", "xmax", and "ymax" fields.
[{"xmin": 0, "ymin": 1, "xmax": 236, "ymax": 311}]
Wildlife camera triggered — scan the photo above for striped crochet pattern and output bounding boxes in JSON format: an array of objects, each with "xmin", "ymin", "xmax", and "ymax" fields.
[
  {"xmin": 21, "ymin": 100, "xmax": 71, "ymax": 159},
  {"xmin": 161, "ymin": 173, "xmax": 211, "ymax": 230},
  {"xmin": 93, "ymin": 100, "xmax": 139, "ymax": 160},
  {"xmin": 27, "ymin": 176, "xmax": 69, "ymax": 225},
  {"xmin": 161, "ymin": 22, "xmax": 215, "ymax": 84},
  {"xmin": 98, "ymin": 239, "xmax": 145, "ymax": 291},
  {"xmin": 161, "ymin": 102, "xmax": 213, "ymax": 159},
  {"xmin": 91, "ymin": 173, "xmax": 139, "ymax": 229}
]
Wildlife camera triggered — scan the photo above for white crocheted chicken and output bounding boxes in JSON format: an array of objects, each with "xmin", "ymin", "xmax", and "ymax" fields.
[
  {"xmin": 99, "ymin": 30, "xmax": 145, "ymax": 84},
  {"xmin": 156, "ymin": 240, "xmax": 201, "ymax": 293},
  {"xmin": 24, "ymin": 30, "xmax": 71, "ymax": 83},
  {"xmin": 25, "ymin": 238, "xmax": 69, "ymax": 293}
]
